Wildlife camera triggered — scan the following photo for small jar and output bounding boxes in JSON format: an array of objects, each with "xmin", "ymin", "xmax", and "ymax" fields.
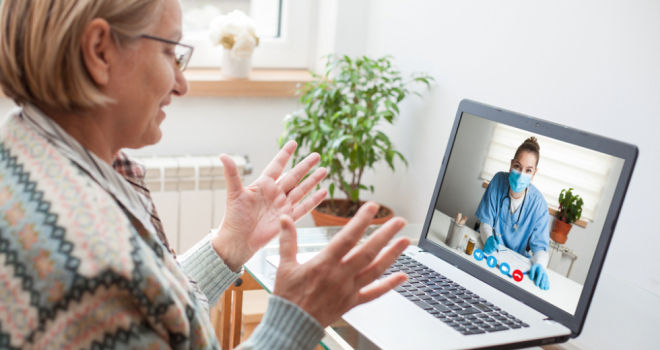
[
  {"xmin": 460, "ymin": 234, "xmax": 469, "ymax": 252},
  {"xmin": 465, "ymin": 238, "xmax": 476, "ymax": 255}
]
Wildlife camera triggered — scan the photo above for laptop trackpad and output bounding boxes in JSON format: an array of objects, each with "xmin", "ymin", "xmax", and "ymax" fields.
[{"xmin": 342, "ymin": 291, "xmax": 468, "ymax": 350}]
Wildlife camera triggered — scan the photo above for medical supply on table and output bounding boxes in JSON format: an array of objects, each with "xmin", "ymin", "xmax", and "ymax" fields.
[
  {"xmin": 459, "ymin": 216, "xmax": 467, "ymax": 226},
  {"xmin": 460, "ymin": 234, "xmax": 469, "ymax": 252},
  {"xmin": 445, "ymin": 214, "xmax": 466, "ymax": 248},
  {"xmin": 465, "ymin": 237, "xmax": 476, "ymax": 255}
]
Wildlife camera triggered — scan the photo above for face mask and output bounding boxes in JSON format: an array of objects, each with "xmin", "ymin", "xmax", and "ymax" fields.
[{"xmin": 508, "ymin": 168, "xmax": 532, "ymax": 193}]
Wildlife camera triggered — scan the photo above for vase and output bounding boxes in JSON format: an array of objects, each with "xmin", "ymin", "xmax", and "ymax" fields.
[
  {"xmin": 310, "ymin": 199, "xmax": 394, "ymax": 227},
  {"xmin": 221, "ymin": 48, "xmax": 252, "ymax": 79},
  {"xmin": 550, "ymin": 218, "xmax": 573, "ymax": 244}
]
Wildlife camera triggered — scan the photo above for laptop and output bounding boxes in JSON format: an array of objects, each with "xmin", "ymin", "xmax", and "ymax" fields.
[{"xmin": 339, "ymin": 100, "xmax": 638, "ymax": 349}]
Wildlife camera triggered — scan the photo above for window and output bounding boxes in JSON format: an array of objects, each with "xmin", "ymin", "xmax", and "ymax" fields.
[
  {"xmin": 480, "ymin": 124, "xmax": 617, "ymax": 221},
  {"xmin": 181, "ymin": 0, "xmax": 314, "ymax": 68}
]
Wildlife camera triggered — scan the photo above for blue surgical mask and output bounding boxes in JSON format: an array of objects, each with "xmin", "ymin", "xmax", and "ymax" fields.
[{"xmin": 509, "ymin": 169, "xmax": 532, "ymax": 193}]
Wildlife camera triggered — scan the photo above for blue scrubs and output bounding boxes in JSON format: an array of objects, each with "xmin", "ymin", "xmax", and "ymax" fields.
[{"xmin": 475, "ymin": 172, "xmax": 550, "ymax": 257}]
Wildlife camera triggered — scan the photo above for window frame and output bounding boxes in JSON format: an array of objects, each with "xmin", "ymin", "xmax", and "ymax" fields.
[{"xmin": 182, "ymin": 0, "xmax": 315, "ymax": 69}]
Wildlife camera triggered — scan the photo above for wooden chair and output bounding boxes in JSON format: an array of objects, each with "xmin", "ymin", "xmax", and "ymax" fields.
[
  {"xmin": 240, "ymin": 290, "xmax": 270, "ymax": 342},
  {"xmin": 211, "ymin": 273, "xmax": 264, "ymax": 350}
]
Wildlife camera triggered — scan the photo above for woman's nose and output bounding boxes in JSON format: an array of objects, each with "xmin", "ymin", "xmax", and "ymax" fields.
[{"xmin": 173, "ymin": 69, "xmax": 189, "ymax": 96}]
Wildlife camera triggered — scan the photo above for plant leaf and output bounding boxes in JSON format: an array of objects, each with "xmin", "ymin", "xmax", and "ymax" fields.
[
  {"xmin": 279, "ymin": 54, "xmax": 433, "ymax": 205},
  {"xmin": 329, "ymin": 183, "xmax": 335, "ymax": 199},
  {"xmin": 351, "ymin": 188, "xmax": 359, "ymax": 202}
]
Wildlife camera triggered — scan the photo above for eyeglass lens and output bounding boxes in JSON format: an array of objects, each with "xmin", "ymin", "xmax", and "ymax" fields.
[{"xmin": 175, "ymin": 45, "xmax": 192, "ymax": 71}]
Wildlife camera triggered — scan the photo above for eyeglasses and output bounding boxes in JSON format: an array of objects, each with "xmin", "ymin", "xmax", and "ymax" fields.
[{"xmin": 140, "ymin": 34, "xmax": 194, "ymax": 72}]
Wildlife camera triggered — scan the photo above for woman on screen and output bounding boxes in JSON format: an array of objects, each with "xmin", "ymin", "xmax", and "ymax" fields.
[{"xmin": 475, "ymin": 137, "xmax": 551, "ymax": 290}]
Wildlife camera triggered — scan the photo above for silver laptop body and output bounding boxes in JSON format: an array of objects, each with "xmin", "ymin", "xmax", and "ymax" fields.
[{"xmin": 342, "ymin": 100, "xmax": 638, "ymax": 349}]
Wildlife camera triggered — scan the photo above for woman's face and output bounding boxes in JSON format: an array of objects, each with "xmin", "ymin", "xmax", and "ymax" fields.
[
  {"xmin": 104, "ymin": 0, "xmax": 188, "ymax": 150},
  {"xmin": 510, "ymin": 151, "xmax": 538, "ymax": 181}
]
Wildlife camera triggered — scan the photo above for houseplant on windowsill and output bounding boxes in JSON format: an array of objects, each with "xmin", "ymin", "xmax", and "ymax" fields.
[
  {"xmin": 550, "ymin": 188, "xmax": 584, "ymax": 244},
  {"xmin": 280, "ymin": 55, "xmax": 433, "ymax": 226},
  {"xmin": 209, "ymin": 10, "xmax": 259, "ymax": 78}
]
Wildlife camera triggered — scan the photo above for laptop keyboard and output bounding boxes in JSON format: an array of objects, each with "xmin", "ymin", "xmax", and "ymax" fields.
[{"xmin": 381, "ymin": 255, "xmax": 529, "ymax": 336}]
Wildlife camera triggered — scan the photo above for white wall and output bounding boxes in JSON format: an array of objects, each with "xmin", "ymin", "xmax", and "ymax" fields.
[
  {"xmin": 434, "ymin": 113, "xmax": 496, "ymax": 230},
  {"xmin": 121, "ymin": 96, "xmax": 296, "ymax": 170},
  {"xmin": 123, "ymin": 96, "xmax": 317, "ymax": 228},
  {"xmin": 355, "ymin": 0, "xmax": 659, "ymax": 347}
]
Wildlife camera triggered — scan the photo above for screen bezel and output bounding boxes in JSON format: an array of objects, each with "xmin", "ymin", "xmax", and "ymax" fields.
[{"xmin": 418, "ymin": 99, "xmax": 638, "ymax": 337}]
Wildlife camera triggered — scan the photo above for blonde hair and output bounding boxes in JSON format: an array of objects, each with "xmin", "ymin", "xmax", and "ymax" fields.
[{"xmin": 0, "ymin": 0, "xmax": 163, "ymax": 112}]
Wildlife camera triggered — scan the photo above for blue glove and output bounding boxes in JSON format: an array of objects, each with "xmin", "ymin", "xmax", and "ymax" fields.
[
  {"xmin": 483, "ymin": 235, "xmax": 501, "ymax": 254},
  {"xmin": 529, "ymin": 264, "xmax": 550, "ymax": 290}
]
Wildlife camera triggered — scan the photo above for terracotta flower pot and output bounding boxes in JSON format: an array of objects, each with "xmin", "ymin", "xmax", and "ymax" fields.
[
  {"xmin": 550, "ymin": 218, "xmax": 573, "ymax": 244},
  {"xmin": 311, "ymin": 199, "xmax": 394, "ymax": 227}
]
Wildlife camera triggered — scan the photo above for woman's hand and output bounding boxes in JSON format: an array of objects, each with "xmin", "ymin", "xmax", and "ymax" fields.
[
  {"xmin": 273, "ymin": 203, "xmax": 410, "ymax": 327},
  {"xmin": 211, "ymin": 141, "xmax": 328, "ymax": 271}
]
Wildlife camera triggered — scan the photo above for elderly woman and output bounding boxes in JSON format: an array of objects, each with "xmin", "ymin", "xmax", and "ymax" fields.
[{"xmin": 0, "ymin": 0, "xmax": 409, "ymax": 349}]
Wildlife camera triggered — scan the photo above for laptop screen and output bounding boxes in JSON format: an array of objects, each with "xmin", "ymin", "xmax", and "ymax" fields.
[{"xmin": 424, "ymin": 112, "xmax": 625, "ymax": 316}]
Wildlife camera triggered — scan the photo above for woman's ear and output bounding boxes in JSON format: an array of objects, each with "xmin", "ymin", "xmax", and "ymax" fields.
[{"xmin": 80, "ymin": 18, "xmax": 113, "ymax": 86}]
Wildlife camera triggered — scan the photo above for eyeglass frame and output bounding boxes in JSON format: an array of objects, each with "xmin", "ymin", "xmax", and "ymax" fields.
[{"xmin": 140, "ymin": 34, "xmax": 194, "ymax": 72}]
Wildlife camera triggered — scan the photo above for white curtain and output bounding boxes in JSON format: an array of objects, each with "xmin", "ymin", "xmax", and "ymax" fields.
[{"xmin": 480, "ymin": 124, "xmax": 615, "ymax": 221}]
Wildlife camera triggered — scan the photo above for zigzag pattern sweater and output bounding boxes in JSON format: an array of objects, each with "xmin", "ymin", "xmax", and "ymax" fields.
[{"xmin": 0, "ymin": 108, "xmax": 323, "ymax": 350}]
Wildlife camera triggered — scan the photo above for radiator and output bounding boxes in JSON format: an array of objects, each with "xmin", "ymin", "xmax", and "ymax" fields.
[{"xmin": 135, "ymin": 155, "xmax": 252, "ymax": 254}]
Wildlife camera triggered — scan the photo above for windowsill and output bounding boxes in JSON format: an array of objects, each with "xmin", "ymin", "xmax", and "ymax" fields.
[
  {"xmin": 0, "ymin": 69, "xmax": 312, "ymax": 99},
  {"xmin": 183, "ymin": 68, "xmax": 313, "ymax": 97}
]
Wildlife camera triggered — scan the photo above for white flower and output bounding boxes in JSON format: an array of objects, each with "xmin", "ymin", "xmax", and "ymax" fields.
[
  {"xmin": 226, "ymin": 10, "xmax": 257, "ymax": 36},
  {"xmin": 209, "ymin": 10, "xmax": 258, "ymax": 50},
  {"xmin": 230, "ymin": 29, "xmax": 257, "ymax": 60}
]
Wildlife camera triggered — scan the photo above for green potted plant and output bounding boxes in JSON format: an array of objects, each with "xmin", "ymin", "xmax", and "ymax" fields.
[
  {"xmin": 550, "ymin": 188, "xmax": 584, "ymax": 244},
  {"xmin": 280, "ymin": 55, "xmax": 433, "ymax": 226}
]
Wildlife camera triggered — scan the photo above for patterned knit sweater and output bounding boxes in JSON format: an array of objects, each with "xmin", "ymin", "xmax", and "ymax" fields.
[{"xmin": 0, "ymin": 109, "xmax": 324, "ymax": 349}]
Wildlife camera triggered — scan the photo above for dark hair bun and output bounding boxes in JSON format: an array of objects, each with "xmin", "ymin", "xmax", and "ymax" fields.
[
  {"xmin": 524, "ymin": 136, "xmax": 540, "ymax": 151},
  {"xmin": 514, "ymin": 136, "xmax": 541, "ymax": 166}
]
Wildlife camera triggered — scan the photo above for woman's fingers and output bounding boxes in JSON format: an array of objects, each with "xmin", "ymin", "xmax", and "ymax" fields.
[
  {"xmin": 292, "ymin": 188, "xmax": 328, "ymax": 222},
  {"xmin": 277, "ymin": 153, "xmax": 321, "ymax": 194},
  {"xmin": 322, "ymin": 202, "xmax": 380, "ymax": 262},
  {"xmin": 341, "ymin": 218, "xmax": 406, "ymax": 271},
  {"xmin": 278, "ymin": 215, "xmax": 299, "ymax": 266},
  {"xmin": 219, "ymin": 154, "xmax": 244, "ymax": 196},
  {"xmin": 357, "ymin": 272, "xmax": 408, "ymax": 305},
  {"xmin": 287, "ymin": 167, "xmax": 327, "ymax": 204},
  {"xmin": 262, "ymin": 140, "xmax": 298, "ymax": 180},
  {"xmin": 353, "ymin": 237, "xmax": 410, "ymax": 288}
]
